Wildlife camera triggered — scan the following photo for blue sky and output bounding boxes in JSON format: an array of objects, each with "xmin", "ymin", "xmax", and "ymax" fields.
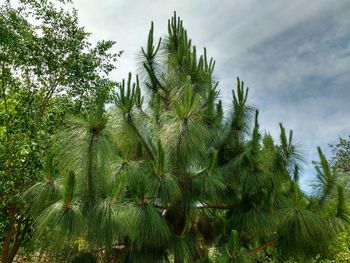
[{"xmin": 72, "ymin": 0, "xmax": 350, "ymax": 190}]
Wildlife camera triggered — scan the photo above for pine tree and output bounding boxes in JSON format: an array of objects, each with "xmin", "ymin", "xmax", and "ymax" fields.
[{"xmin": 26, "ymin": 12, "xmax": 348, "ymax": 262}]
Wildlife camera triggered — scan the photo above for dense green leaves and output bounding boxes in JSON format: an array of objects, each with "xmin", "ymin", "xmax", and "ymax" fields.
[{"xmin": 0, "ymin": 0, "xmax": 121, "ymax": 261}]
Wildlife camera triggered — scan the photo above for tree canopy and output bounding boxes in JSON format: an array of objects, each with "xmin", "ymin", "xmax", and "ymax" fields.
[{"xmin": 0, "ymin": 0, "xmax": 120, "ymax": 262}]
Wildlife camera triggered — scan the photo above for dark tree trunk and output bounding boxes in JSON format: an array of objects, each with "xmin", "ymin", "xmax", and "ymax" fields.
[{"xmin": 1, "ymin": 203, "xmax": 22, "ymax": 263}]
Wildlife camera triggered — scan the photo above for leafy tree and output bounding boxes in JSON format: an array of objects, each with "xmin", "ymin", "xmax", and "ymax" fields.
[
  {"xmin": 0, "ymin": 0, "xmax": 120, "ymax": 262},
  {"xmin": 329, "ymin": 136, "xmax": 350, "ymax": 179}
]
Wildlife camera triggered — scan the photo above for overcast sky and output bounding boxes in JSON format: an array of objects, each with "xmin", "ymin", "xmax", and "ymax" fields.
[{"xmin": 71, "ymin": 0, "xmax": 350, "ymax": 189}]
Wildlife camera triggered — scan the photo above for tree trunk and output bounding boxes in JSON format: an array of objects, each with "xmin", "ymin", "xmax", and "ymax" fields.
[{"xmin": 1, "ymin": 203, "xmax": 22, "ymax": 263}]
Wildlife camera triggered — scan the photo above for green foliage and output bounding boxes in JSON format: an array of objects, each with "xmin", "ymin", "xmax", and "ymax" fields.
[
  {"xmin": 125, "ymin": 203, "xmax": 171, "ymax": 247},
  {"xmin": 70, "ymin": 252, "xmax": 98, "ymax": 263},
  {"xmin": 313, "ymin": 147, "xmax": 338, "ymax": 207},
  {"xmin": 329, "ymin": 135, "xmax": 350, "ymax": 176},
  {"xmin": 0, "ymin": 0, "xmax": 120, "ymax": 261},
  {"xmin": 224, "ymin": 230, "xmax": 248, "ymax": 262},
  {"xmin": 2, "ymin": 6, "xmax": 348, "ymax": 263}
]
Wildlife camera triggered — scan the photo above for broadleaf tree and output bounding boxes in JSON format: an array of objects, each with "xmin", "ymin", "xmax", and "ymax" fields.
[{"xmin": 0, "ymin": 0, "xmax": 121, "ymax": 262}]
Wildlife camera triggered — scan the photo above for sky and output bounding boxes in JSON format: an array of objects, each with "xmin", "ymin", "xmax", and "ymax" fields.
[{"xmin": 70, "ymin": 0, "xmax": 350, "ymax": 189}]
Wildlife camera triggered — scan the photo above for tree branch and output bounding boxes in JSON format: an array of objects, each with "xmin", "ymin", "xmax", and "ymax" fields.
[
  {"xmin": 246, "ymin": 239, "xmax": 278, "ymax": 256},
  {"xmin": 38, "ymin": 75, "xmax": 64, "ymax": 117},
  {"xmin": 127, "ymin": 116, "xmax": 154, "ymax": 160},
  {"xmin": 197, "ymin": 204, "xmax": 238, "ymax": 210}
]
